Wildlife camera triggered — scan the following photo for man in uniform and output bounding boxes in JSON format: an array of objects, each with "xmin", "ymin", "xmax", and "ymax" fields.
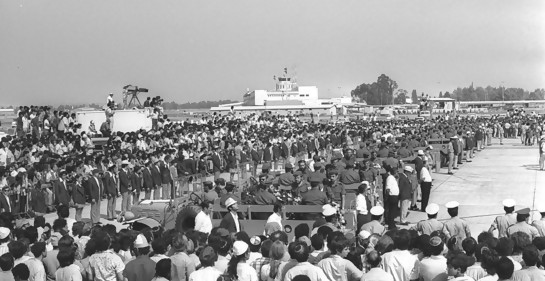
[
  {"xmin": 507, "ymin": 207, "xmax": 540, "ymax": 239},
  {"xmin": 292, "ymin": 171, "xmax": 310, "ymax": 196},
  {"xmin": 339, "ymin": 160, "xmax": 360, "ymax": 186},
  {"xmin": 444, "ymin": 201, "xmax": 471, "ymax": 241},
  {"xmin": 324, "ymin": 169, "xmax": 344, "ymax": 209},
  {"xmin": 301, "ymin": 174, "xmax": 328, "ymax": 206},
  {"xmin": 254, "ymin": 178, "xmax": 277, "ymax": 205},
  {"xmin": 488, "ymin": 199, "xmax": 517, "ymax": 238},
  {"xmin": 278, "ymin": 163, "xmax": 295, "ymax": 189},
  {"xmin": 361, "ymin": 206, "xmax": 386, "ymax": 235},
  {"xmin": 413, "ymin": 203, "xmax": 449, "ymax": 236}
]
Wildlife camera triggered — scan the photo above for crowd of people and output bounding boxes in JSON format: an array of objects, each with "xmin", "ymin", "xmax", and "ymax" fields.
[{"xmin": 0, "ymin": 104, "xmax": 544, "ymax": 281}]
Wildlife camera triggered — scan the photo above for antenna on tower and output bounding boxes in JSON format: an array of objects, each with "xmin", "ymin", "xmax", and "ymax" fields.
[{"xmin": 292, "ymin": 64, "xmax": 298, "ymax": 83}]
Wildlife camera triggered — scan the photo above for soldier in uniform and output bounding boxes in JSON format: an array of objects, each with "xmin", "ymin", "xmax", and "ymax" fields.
[
  {"xmin": 488, "ymin": 199, "xmax": 517, "ymax": 238},
  {"xmin": 301, "ymin": 174, "xmax": 328, "ymax": 206},
  {"xmin": 532, "ymin": 205, "xmax": 545, "ymax": 236},
  {"xmin": 292, "ymin": 170, "xmax": 310, "ymax": 197},
  {"xmin": 444, "ymin": 201, "xmax": 471, "ymax": 242},
  {"xmin": 412, "ymin": 203, "xmax": 449, "ymax": 236},
  {"xmin": 361, "ymin": 206, "xmax": 386, "ymax": 235},
  {"xmin": 507, "ymin": 207, "xmax": 540, "ymax": 239},
  {"xmin": 278, "ymin": 163, "xmax": 295, "ymax": 189}
]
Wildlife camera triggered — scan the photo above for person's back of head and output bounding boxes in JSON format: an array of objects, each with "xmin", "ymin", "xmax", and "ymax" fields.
[
  {"xmin": 155, "ymin": 259, "xmax": 171, "ymax": 279},
  {"xmin": 291, "ymin": 242, "xmax": 309, "ymax": 263},
  {"xmin": 260, "ymin": 240, "xmax": 273, "ymax": 258},
  {"xmin": 151, "ymin": 238, "xmax": 167, "ymax": 255},
  {"xmin": 57, "ymin": 249, "xmax": 75, "ymax": 268},
  {"xmin": 393, "ymin": 229, "xmax": 411, "ymax": 251},
  {"xmin": 294, "ymin": 224, "xmax": 309, "ymax": 240},
  {"xmin": 270, "ymin": 231, "xmax": 288, "ymax": 246},
  {"xmin": 0, "ymin": 253, "xmax": 13, "ymax": 271},
  {"xmin": 495, "ymin": 256, "xmax": 514, "ymax": 280},
  {"xmin": 269, "ymin": 241, "xmax": 286, "ymax": 261},
  {"xmin": 8, "ymin": 241, "xmax": 27, "ymax": 260},
  {"xmin": 12, "ymin": 263, "xmax": 29, "ymax": 281},
  {"xmin": 311, "ymin": 234, "xmax": 324, "ymax": 252},
  {"xmin": 462, "ymin": 237, "xmax": 477, "ymax": 257},
  {"xmin": 366, "ymin": 250, "xmax": 382, "ymax": 268},
  {"xmin": 510, "ymin": 232, "xmax": 531, "ymax": 254},
  {"xmin": 30, "ymin": 242, "xmax": 46, "ymax": 260},
  {"xmin": 292, "ymin": 275, "xmax": 311, "ymax": 281},
  {"xmin": 495, "ymin": 237, "xmax": 514, "ymax": 256},
  {"xmin": 480, "ymin": 247, "xmax": 499, "ymax": 276},
  {"xmin": 521, "ymin": 245, "xmax": 539, "ymax": 267}
]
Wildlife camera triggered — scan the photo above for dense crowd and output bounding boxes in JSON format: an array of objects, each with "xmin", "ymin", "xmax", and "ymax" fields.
[{"xmin": 0, "ymin": 104, "xmax": 544, "ymax": 281}]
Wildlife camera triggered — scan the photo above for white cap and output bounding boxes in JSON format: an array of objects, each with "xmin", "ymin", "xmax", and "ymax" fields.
[
  {"xmin": 121, "ymin": 160, "xmax": 130, "ymax": 165},
  {"xmin": 134, "ymin": 234, "xmax": 149, "ymax": 248},
  {"xmin": 403, "ymin": 166, "xmax": 414, "ymax": 173},
  {"xmin": 225, "ymin": 198, "xmax": 237, "ymax": 208},
  {"xmin": 358, "ymin": 230, "xmax": 371, "ymax": 240},
  {"xmin": 425, "ymin": 203, "xmax": 440, "ymax": 215},
  {"xmin": 370, "ymin": 206, "xmax": 384, "ymax": 216},
  {"xmin": 428, "ymin": 145, "xmax": 434, "ymax": 150},
  {"xmin": 423, "ymin": 156, "xmax": 428, "ymax": 162},
  {"xmin": 232, "ymin": 241, "xmax": 249, "ymax": 256},
  {"xmin": 502, "ymin": 199, "xmax": 516, "ymax": 208},
  {"xmin": 0, "ymin": 227, "xmax": 10, "ymax": 239},
  {"xmin": 417, "ymin": 150, "xmax": 425, "ymax": 156},
  {"xmin": 17, "ymin": 167, "xmax": 26, "ymax": 173},
  {"xmin": 445, "ymin": 201, "xmax": 459, "ymax": 209},
  {"xmin": 322, "ymin": 204, "xmax": 336, "ymax": 216}
]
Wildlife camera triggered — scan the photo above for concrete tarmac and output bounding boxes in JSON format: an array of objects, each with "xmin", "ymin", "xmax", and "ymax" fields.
[
  {"xmin": 31, "ymin": 137, "xmax": 544, "ymax": 237},
  {"xmin": 405, "ymin": 137, "xmax": 545, "ymax": 238}
]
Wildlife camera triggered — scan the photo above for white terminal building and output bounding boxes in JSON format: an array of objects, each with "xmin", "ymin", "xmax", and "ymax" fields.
[{"xmin": 211, "ymin": 71, "xmax": 355, "ymax": 115}]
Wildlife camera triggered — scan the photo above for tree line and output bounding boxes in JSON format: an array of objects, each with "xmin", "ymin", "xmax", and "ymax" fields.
[{"xmin": 351, "ymin": 76, "xmax": 545, "ymax": 105}]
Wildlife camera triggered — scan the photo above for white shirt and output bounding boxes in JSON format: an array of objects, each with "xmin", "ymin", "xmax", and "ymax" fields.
[
  {"xmin": 189, "ymin": 266, "xmax": 222, "ymax": 281},
  {"xmin": 231, "ymin": 211, "xmax": 241, "ymax": 232},
  {"xmin": 420, "ymin": 167, "xmax": 432, "ymax": 182},
  {"xmin": 385, "ymin": 175, "xmax": 399, "ymax": 196},
  {"xmin": 237, "ymin": 262, "xmax": 258, "ymax": 281},
  {"xmin": 361, "ymin": 267, "xmax": 394, "ymax": 281},
  {"xmin": 150, "ymin": 254, "xmax": 169, "ymax": 263},
  {"xmin": 356, "ymin": 194, "xmax": 368, "ymax": 215},
  {"xmin": 25, "ymin": 257, "xmax": 47, "ymax": 281},
  {"xmin": 284, "ymin": 262, "xmax": 329, "ymax": 281},
  {"xmin": 380, "ymin": 250, "xmax": 419, "ymax": 281},
  {"xmin": 410, "ymin": 255, "xmax": 448, "ymax": 281},
  {"xmin": 266, "ymin": 213, "xmax": 283, "ymax": 228},
  {"xmin": 194, "ymin": 211, "xmax": 213, "ymax": 234}
]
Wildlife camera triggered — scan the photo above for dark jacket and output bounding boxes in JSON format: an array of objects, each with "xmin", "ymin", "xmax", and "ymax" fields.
[
  {"xmin": 88, "ymin": 176, "xmax": 104, "ymax": 202},
  {"xmin": 211, "ymin": 153, "xmax": 222, "ymax": 172},
  {"xmin": 71, "ymin": 183, "xmax": 87, "ymax": 205},
  {"xmin": 31, "ymin": 188, "xmax": 47, "ymax": 213},
  {"xmin": 159, "ymin": 161, "xmax": 171, "ymax": 184},
  {"xmin": 0, "ymin": 193, "xmax": 14, "ymax": 213},
  {"xmin": 119, "ymin": 169, "xmax": 131, "ymax": 193},
  {"xmin": 131, "ymin": 172, "xmax": 142, "ymax": 193},
  {"xmin": 219, "ymin": 212, "xmax": 241, "ymax": 234},
  {"xmin": 104, "ymin": 171, "xmax": 118, "ymax": 196},
  {"xmin": 143, "ymin": 168, "xmax": 154, "ymax": 190},
  {"xmin": 151, "ymin": 165, "xmax": 162, "ymax": 186},
  {"xmin": 53, "ymin": 180, "xmax": 71, "ymax": 206},
  {"xmin": 398, "ymin": 172, "xmax": 413, "ymax": 200}
]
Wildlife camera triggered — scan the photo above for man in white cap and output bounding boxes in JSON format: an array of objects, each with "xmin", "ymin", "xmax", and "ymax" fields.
[
  {"xmin": 532, "ymin": 205, "xmax": 545, "ymax": 236},
  {"xmin": 0, "ymin": 227, "xmax": 10, "ymax": 256},
  {"xmin": 124, "ymin": 234, "xmax": 155, "ymax": 281},
  {"xmin": 412, "ymin": 203, "xmax": 449, "ymax": 236},
  {"xmin": 398, "ymin": 166, "xmax": 414, "ymax": 225},
  {"xmin": 219, "ymin": 198, "xmax": 241, "ymax": 234},
  {"xmin": 488, "ymin": 199, "xmax": 517, "ymax": 238},
  {"xmin": 444, "ymin": 201, "xmax": 471, "ymax": 241},
  {"xmin": 507, "ymin": 207, "xmax": 540, "ymax": 239},
  {"xmin": 361, "ymin": 206, "xmax": 386, "ymax": 235}
]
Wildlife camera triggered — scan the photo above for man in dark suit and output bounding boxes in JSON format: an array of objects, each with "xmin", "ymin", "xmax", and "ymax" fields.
[
  {"xmin": 250, "ymin": 147, "xmax": 260, "ymax": 177},
  {"xmin": 0, "ymin": 186, "xmax": 14, "ymax": 214},
  {"xmin": 89, "ymin": 169, "xmax": 104, "ymax": 224},
  {"xmin": 159, "ymin": 155, "xmax": 172, "ymax": 199},
  {"xmin": 219, "ymin": 198, "xmax": 241, "ymax": 234},
  {"xmin": 104, "ymin": 164, "xmax": 118, "ymax": 220},
  {"xmin": 398, "ymin": 166, "xmax": 414, "ymax": 225},
  {"xmin": 142, "ymin": 160, "xmax": 154, "ymax": 200},
  {"xmin": 71, "ymin": 174, "xmax": 87, "ymax": 221},
  {"xmin": 119, "ymin": 160, "xmax": 132, "ymax": 212},
  {"xmin": 211, "ymin": 147, "xmax": 223, "ymax": 180},
  {"xmin": 131, "ymin": 166, "xmax": 142, "ymax": 205},
  {"xmin": 53, "ymin": 171, "xmax": 71, "ymax": 207},
  {"xmin": 151, "ymin": 158, "xmax": 162, "ymax": 199}
]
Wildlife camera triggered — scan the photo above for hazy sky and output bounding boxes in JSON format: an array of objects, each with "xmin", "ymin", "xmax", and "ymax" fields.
[{"xmin": 1, "ymin": 0, "xmax": 544, "ymax": 106}]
